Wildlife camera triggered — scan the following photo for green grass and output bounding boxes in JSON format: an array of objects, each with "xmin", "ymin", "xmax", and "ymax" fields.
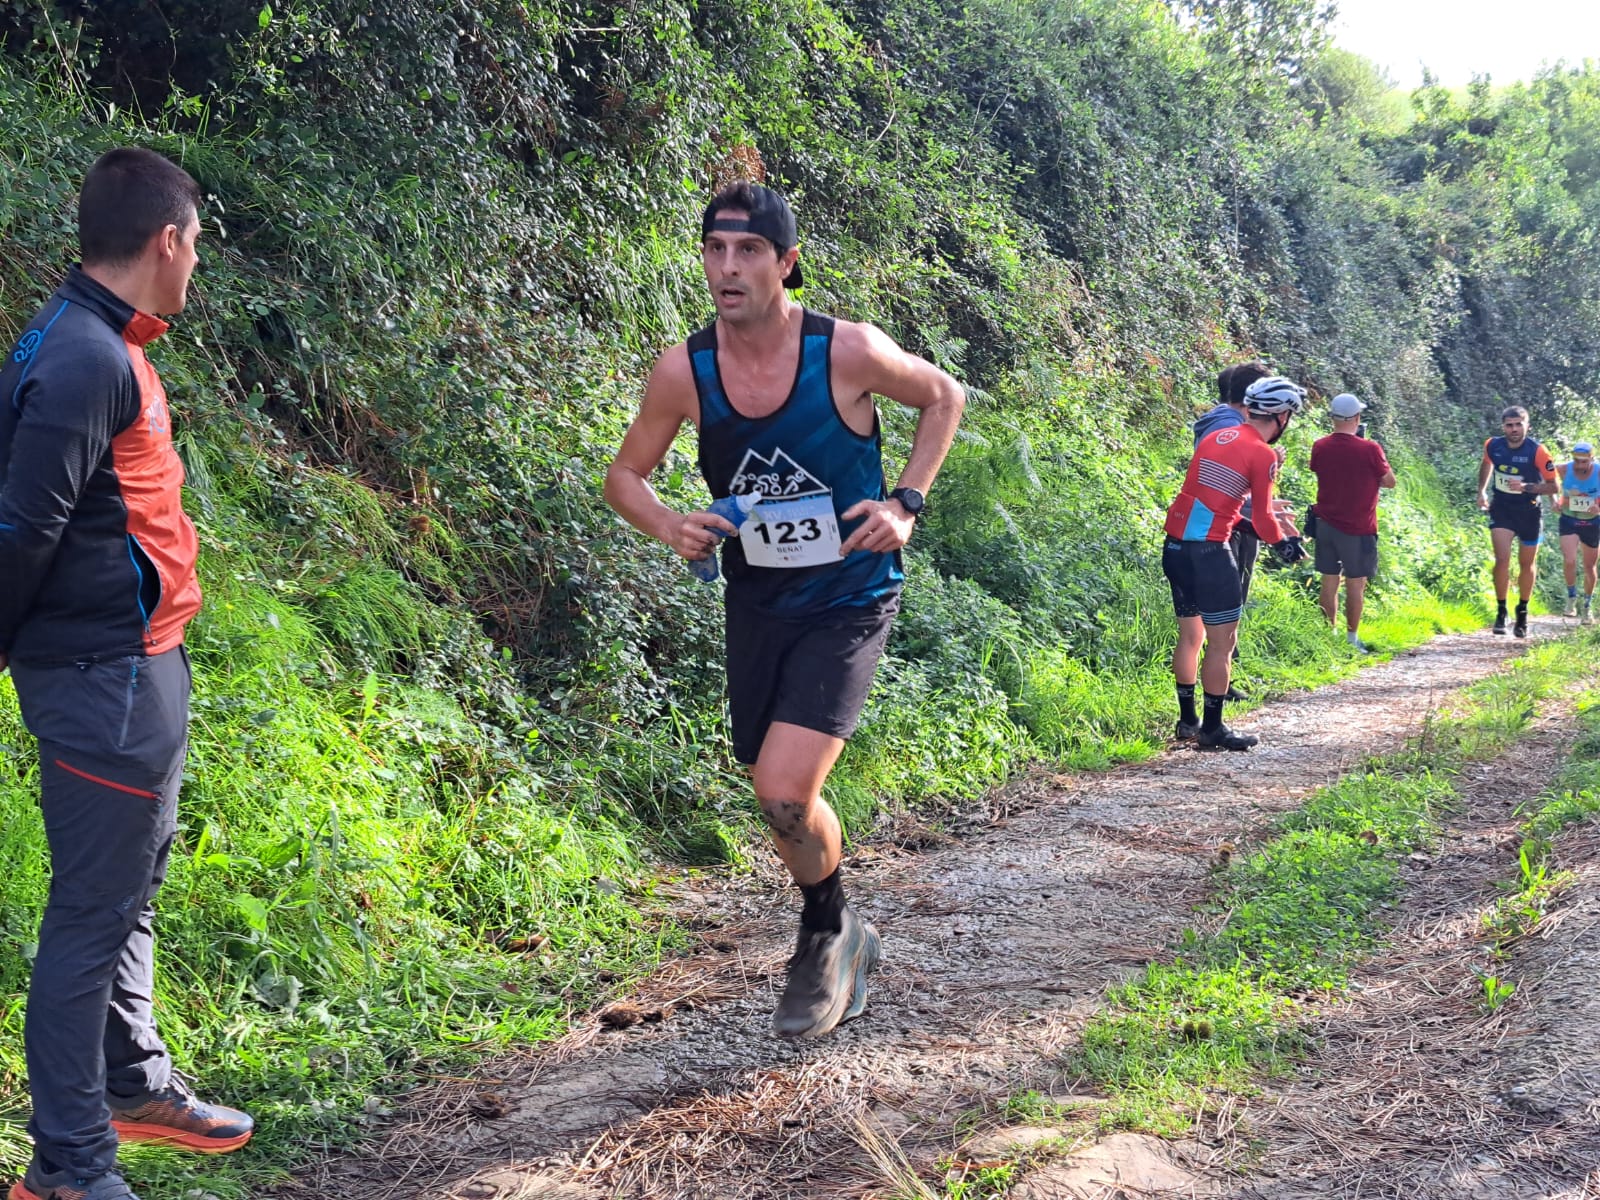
[{"xmin": 1051, "ymin": 626, "xmax": 1600, "ymax": 1138}]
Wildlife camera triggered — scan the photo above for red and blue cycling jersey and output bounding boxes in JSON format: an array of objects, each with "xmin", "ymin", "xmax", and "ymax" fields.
[{"xmin": 1165, "ymin": 424, "xmax": 1286, "ymax": 544}]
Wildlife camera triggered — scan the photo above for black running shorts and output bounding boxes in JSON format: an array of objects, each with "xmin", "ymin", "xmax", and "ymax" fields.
[
  {"xmin": 724, "ymin": 594, "xmax": 899, "ymax": 765},
  {"xmin": 1559, "ymin": 516, "xmax": 1600, "ymax": 548},
  {"xmin": 1489, "ymin": 500, "xmax": 1543, "ymax": 547},
  {"xmin": 1162, "ymin": 538, "xmax": 1243, "ymax": 625}
]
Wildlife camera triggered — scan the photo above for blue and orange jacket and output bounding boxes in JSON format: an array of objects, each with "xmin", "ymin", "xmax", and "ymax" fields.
[
  {"xmin": 0, "ymin": 267, "xmax": 201, "ymax": 665},
  {"xmin": 1165, "ymin": 423, "xmax": 1285, "ymax": 544}
]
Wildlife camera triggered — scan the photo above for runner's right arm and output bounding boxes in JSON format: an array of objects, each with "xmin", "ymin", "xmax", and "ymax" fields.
[
  {"xmin": 1477, "ymin": 441, "xmax": 1494, "ymax": 508},
  {"xmin": 1247, "ymin": 443, "xmax": 1291, "ymax": 544},
  {"xmin": 604, "ymin": 345, "xmax": 740, "ymax": 561}
]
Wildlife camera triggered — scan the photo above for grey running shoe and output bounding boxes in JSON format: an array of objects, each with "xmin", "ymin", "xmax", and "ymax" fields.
[
  {"xmin": 773, "ymin": 906, "xmax": 881, "ymax": 1039},
  {"xmin": 1197, "ymin": 723, "xmax": 1259, "ymax": 751},
  {"xmin": 1348, "ymin": 637, "xmax": 1371, "ymax": 654},
  {"xmin": 9, "ymin": 1163, "xmax": 138, "ymax": 1200},
  {"xmin": 1584, "ymin": 607, "xmax": 1595, "ymax": 626},
  {"xmin": 1565, "ymin": 599, "xmax": 1578, "ymax": 618},
  {"xmin": 1174, "ymin": 718, "xmax": 1200, "ymax": 741}
]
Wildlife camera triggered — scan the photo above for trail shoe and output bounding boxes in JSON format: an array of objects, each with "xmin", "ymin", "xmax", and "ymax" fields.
[
  {"xmin": 1196, "ymin": 723, "xmax": 1259, "ymax": 751},
  {"xmin": 9, "ymin": 1163, "xmax": 138, "ymax": 1200},
  {"xmin": 1223, "ymin": 685, "xmax": 1248, "ymax": 703},
  {"xmin": 1584, "ymin": 607, "xmax": 1595, "ymax": 626},
  {"xmin": 108, "ymin": 1077, "xmax": 254, "ymax": 1154},
  {"xmin": 772, "ymin": 905, "xmax": 881, "ymax": 1039},
  {"xmin": 1492, "ymin": 611, "xmax": 1508, "ymax": 635},
  {"xmin": 1514, "ymin": 612, "xmax": 1529, "ymax": 639},
  {"xmin": 1565, "ymin": 599, "xmax": 1578, "ymax": 618},
  {"xmin": 1174, "ymin": 718, "xmax": 1200, "ymax": 741}
]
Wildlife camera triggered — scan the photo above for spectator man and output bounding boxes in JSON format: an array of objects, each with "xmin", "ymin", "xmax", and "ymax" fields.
[
  {"xmin": 0, "ymin": 148, "xmax": 252, "ymax": 1200},
  {"xmin": 1308, "ymin": 393, "xmax": 1397, "ymax": 653}
]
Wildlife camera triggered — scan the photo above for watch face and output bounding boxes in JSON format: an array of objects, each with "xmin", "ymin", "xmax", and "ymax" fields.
[{"xmin": 894, "ymin": 488, "xmax": 926, "ymax": 514}]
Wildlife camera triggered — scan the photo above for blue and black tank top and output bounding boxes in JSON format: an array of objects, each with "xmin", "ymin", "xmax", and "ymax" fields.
[{"xmin": 690, "ymin": 309, "xmax": 903, "ymax": 616}]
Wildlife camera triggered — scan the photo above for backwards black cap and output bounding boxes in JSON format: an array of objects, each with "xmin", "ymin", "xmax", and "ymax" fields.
[{"xmin": 701, "ymin": 184, "xmax": 804, "ymax": 289}]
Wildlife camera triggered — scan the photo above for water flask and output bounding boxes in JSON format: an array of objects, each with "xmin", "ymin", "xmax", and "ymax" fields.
[{"xmin": 689, "ymin": 493, "xmax": 762, "ymax": 582}]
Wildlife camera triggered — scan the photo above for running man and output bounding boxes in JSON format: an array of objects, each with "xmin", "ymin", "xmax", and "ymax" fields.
[
  {"xmin": 1163, "ymin": 376, "xmax": 1307, "ymax": 750},
  {"xmin": 0, "ymin": 149, "xmax": 252, "ymax": 1200},
  {"xmin": 1477, "ymin": 406, "xmax": 1559, "ymax": 638},
  {"xmin": 1556, "ymin": 440, "xmax": 1599, "ymax": 624},
  {"xmin": 604, "ymin": 182, "xmax": 965, "ymax": 1037}
]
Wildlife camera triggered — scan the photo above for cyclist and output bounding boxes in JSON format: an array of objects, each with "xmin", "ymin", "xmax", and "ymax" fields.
[{"xmin": 1163, "ymin": 376, "xmax": 1307, "ymax": 750}]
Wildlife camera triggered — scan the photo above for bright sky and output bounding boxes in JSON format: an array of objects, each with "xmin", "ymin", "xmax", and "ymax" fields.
[{"xmin": 1330, "ymin": 0, "xmax": 1600, "ymax": 88}]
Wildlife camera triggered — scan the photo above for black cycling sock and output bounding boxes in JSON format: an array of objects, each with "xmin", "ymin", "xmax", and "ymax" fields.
[
  {"xmin": 1201, "ymin": 692, "xmax": 1226, "ymax": 733},
  {"xmin": 1177, "ymin": 683, "xmax": 1197, "ymax": 724},
  {"xmin": 800, "ymin": 867, "xmax": 846, "ymax": 933}
]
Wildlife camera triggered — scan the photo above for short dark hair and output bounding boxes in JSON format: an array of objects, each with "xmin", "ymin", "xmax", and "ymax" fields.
[
  {"xmin": 78, "ymin": 147, "xmax": 201, "ymax": 266},
  {"xmin": 1501, "ymin": 405, "xmax": 1529, "ymax": 422},
  {"xmin": 1219, "ymin": 361, "xmax": 1271, "ymax": 407}
]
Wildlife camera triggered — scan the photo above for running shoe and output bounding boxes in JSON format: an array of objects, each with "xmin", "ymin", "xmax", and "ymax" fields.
[
  {"xmin": 1493, "ymin": 611, "xmax": 1508, "ymax": 635},
  {"xmin": 1223, "ymin": 685, "xmax": 1248, "ymax": 703},
  {"xmin": 1565, "ymin": 599, "xmax": 1578, "ymax": 618},
  {"xmin": 1514, "ymin": 612, "xmax": 1528, "ymax": 639},
  {"xmin": 108, "ymin": 1076, "xmax": 253, "ymax": 1154},
  {"xmin": 9, "ymin": 1163, "xmax": 138, "ymax": 1200},
  {"xmin": 772, "ymin": 905, "xmax": 881, "ymax": 1039},
  {"xmin": 1347, "ymin": 637, "xmax": 1371, "ymax": 654},
  {"xmin": 1196, "ymin": 723, "xmax": 1259, "ymax": 751},
  {"xmin": 1174, "ymin": 718, "xmax": 1200, "ymax": 741},
  {"xmin": 1584, "ymin": 607, "xmax": 1595, "ymax": 627}
]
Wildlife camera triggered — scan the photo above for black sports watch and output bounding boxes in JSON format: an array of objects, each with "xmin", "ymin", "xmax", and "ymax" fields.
[{"xmin": 889, "ymin": 486, "xmax": 926, "ymax": 518}]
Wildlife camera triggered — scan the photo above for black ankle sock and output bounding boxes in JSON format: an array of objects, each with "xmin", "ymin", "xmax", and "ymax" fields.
[
  {"xmin": 1201, "ymin": 691, "xmax": 1226, "ymax": 733},
  {"xmin": 1497, "ymin": 600, "xmax": 1508, "ymax": 616},
  {"xmin": 799, "ymin": 868, "xmax": 846, "ymax": 933},
  {"xmin": 1176, "ymin": 683, "xmax": 1197, "ymax": 725},
  {"xmin": 1516, "ymin": 600, "xmax": 1529, "ymax": 615}
]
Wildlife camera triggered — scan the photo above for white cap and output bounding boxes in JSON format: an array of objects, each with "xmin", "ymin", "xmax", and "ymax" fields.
[{"xmin": 1329, "ymin": 393, "xmax": 1366, "ymax": 418}]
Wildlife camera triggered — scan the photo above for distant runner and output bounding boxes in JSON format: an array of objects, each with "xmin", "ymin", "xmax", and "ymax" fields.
[
  {"xmin": 1556, "ymin": 440, "xmax": 1599, "ymax": 624},
  {"xmin": 1477, "ymin": 406, "xmax": 1559, "ymax": 638},
  {"xmin": 604, "ymin": 183, "xmax": 964, "ymax": 1038},
  {"xmin": 1163, "ymin": 376, "xmax": 1307, "ymax": 750}
]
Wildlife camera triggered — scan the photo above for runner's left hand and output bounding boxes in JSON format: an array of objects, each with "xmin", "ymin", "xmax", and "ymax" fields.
[{"xmin": 839, "ymin": 498, "xmax": 916, "ymax": 555}]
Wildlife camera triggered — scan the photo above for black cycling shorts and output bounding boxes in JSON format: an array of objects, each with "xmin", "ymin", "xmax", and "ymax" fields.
[
  {"xmin": 724, "ymin": 594, "xmax": 898, "ymax": 765},
  {"xmin": 1162, "ymin": 538, "xmax": 1243, "ymax": 626},
  {"xmin": 1559, "ymin": 515, "xmax": 1600, "ymax": 548},
  {"xmin": 1488, "ymin": 501, "xmax": 1543, "ymax": 547}
]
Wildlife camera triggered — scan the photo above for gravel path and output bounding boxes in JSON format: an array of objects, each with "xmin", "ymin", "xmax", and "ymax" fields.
[{"xmin": 285, "ymin": 620, "xmax": 1575, "ymax": 1200}]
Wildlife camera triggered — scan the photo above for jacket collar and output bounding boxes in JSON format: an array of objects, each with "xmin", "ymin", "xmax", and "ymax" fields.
[{"xmin": 59, "ymin": 265, "xmax": 169, "ymax": 346}]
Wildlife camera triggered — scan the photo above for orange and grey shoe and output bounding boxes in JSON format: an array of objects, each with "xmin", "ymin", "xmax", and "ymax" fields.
[
  {"xmin": 108, "ymin": 1079, "xmax": 253, "ymax": 1154},
  {"xmin": 9, "ymin": 1162, "xmax": 138, "ymax": 1200}
]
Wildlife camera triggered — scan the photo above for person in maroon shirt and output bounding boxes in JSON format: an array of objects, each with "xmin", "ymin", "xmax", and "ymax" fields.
[{"xmin": 1308, "ymin": 394, "xmax": 1397, "ymax": 653}]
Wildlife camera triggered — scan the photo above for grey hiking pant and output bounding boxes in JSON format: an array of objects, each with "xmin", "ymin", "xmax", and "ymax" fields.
[{"xmin": 9, "ymin": 646, "xmax": 187, "ymax": 1176}]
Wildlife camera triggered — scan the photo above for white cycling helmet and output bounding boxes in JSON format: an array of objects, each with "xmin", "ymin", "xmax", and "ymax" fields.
[{"xmin": 1243, "ymin": 375, "xmax": 1307, "ymax": 415}]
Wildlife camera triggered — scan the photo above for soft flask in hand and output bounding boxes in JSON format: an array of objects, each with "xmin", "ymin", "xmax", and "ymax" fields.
[{"xmin": 689, "ymin": 493, "xmax": 763, "ymax": 582}]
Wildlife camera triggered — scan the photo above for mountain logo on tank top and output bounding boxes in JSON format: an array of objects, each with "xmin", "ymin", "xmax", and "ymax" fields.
[{"xmin": 728, "ymin": 447, "xmax": 828, "ymax": 499}]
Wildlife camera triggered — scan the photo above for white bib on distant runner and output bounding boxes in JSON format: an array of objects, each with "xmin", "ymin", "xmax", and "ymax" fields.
[{"xmin": 1570, "ymin": 492, "xmax": 1596, "ymax": 515}]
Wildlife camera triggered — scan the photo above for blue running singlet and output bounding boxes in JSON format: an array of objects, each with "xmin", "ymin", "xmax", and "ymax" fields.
[
  {"xmin": 1563, "ymin": 461, "xmax": 1600, "ymax": 523},
  {"xmin": 690, "ymin": 310, "xmax": 903, "ymax": 616}
]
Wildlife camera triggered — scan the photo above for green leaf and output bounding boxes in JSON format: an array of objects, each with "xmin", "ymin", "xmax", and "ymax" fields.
[{"xmin": 258, "ymin": 5, "xmax": 272, "ymax": 29}]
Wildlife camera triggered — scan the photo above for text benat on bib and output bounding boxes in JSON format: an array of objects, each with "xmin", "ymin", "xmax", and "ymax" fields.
[{"xmin": 730, "ymin": 447, "xmax": 842, "ymax": 567}]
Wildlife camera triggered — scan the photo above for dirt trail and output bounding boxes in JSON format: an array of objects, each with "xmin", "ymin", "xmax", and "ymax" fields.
[{"xmin": 289, "ymin": 622, "xmax": 1576, "ymax": 1200}]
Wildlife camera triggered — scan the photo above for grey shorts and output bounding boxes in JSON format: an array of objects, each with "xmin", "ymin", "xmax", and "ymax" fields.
[{"xmin": 1314, "ymin": 524, "xmax": 1378, "ymax": 579}]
